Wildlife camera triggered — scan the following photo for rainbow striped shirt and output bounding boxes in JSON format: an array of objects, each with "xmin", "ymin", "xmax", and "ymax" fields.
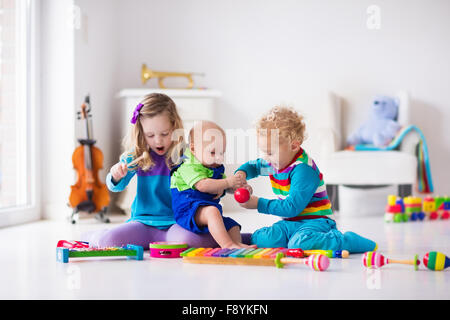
[{"xmin": 236, "ymin": 148, "xmax": 333, "ymax": 221}]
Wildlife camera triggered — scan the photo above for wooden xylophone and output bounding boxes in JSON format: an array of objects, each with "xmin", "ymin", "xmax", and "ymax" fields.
[
  {"xmin": 56, "ymin": 244, "xmax": 144, "ymax": 263},
  {"xmin": 180, "ymin": 247, "xmax": 330, "ymax": 271}
]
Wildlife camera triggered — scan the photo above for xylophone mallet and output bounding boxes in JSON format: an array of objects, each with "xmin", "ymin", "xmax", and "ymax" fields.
[
  {"xmin": 362, "ymin": 251, "xmax": 420, "ymax": 270},
  {"xmin": 127, "ymin": 151, "xmax": 150, "ymax": 171}
]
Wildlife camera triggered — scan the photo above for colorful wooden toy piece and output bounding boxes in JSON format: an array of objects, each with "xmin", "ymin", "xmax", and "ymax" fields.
[
  {"xmin": 180, "ymin": 247, "xmax": 330, "ymax": 271},
  {"xmin": 384, "ymin": 195, "xmax": 450, "ymax": 222},
  {"xmin": 304, "ymin": 249, "xmax": 349, "ymax": 259},
  {"xmin": 423, "ymin": 251, "xmax": 450, "ymax": 271},
  {"xmin": 57, "ymin": 240, "xmax": 90, "ymax": 249},
  {"xmin": 56, "ymin": 244, "xmax": 144, "ymax": 263},
  {"xmin": 149, "ymin": 242, "xmax": 188, "ymax": 258},
  {"xmin": 286, "ymin": 248, "xmax": 304, "ymax": 258},
  {"xmin": 362, "ymin": 251, "xmax": 420, "ymax": 270}
]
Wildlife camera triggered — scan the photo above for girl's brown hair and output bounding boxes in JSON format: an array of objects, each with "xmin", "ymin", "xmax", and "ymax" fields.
[{"xmin": 122, "ymin": 93, "xmax": 185, "ymax": 170}]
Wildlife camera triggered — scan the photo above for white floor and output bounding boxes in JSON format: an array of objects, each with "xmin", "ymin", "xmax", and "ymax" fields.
[{"xmin": 1, "ymin": 211, "xmax": 449, "ymax": 300}]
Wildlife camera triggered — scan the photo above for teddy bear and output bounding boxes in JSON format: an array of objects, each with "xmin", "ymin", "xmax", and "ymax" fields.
[{"xmin": 347, "ymin": 95, "xmax": 402, "ymax": 147}]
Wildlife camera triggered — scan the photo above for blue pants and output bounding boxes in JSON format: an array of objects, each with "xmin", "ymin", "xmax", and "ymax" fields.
[{"xmin": 251, "ymin": 218, "xmax": 376, "ymax": 253}]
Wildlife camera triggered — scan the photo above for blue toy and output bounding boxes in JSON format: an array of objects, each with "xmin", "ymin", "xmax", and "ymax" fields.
[{"xmin": 347, "ymin": 95, "xmax": 402, "ymax": 147}]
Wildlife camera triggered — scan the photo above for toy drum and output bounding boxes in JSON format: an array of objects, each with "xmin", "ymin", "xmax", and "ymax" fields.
[{"xmin": 149, "ymin": 242, "xmax": 188, "ymax": 258}]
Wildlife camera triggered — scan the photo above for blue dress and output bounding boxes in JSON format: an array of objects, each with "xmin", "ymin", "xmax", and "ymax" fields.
[{"xmin": 170, "ymin": 164, "xmax": 240, "ymax": 234}]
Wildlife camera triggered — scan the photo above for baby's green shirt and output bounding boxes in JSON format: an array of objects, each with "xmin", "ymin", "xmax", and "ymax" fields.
[{"xmin": 170, "ymin": 148, "xmax": 226, "ymax": 191}]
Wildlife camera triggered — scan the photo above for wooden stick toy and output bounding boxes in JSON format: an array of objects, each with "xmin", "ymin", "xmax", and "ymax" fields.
[
  {"xmin": 56, "ymin": 244, "xmax": 144, "ymax": 263},
  {"xmin": 304, "ymin": 249, "xmax": 349, "ymax": 259},
  {"xmin": 285, "ymin": 248, "xmax": 349, "ymax": 259},
  {"xmin": 127, "ymin": 151, "xmax": 150, "ymax": 170},
  {"xmin": 363, "ymin": 251, "xmax": 420, "ymax": 270},
  {"xmin": 180, "ymin": 247, "xmax": 330, "ymax": 271},
  {"xmin": 423, "ymin": 251, "xmax": 450, "ymax": 271}
]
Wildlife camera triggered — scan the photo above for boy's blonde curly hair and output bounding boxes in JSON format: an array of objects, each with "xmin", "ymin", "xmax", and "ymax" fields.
[{"xmin": 256, "ymin": 106, "xmax": 306, "ymax": 144}]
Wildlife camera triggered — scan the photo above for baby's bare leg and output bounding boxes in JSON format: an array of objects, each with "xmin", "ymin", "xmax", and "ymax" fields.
[
  {"xmin": 195, "ymin": 206, "xmax": 251, "ymax": 249},
  {"xmin": 228, "ymin": 226, "xmax": 257, "ymax": 249},
  {"xmin": 228, "ymin": 225, "xmax": 242, "ymax": 243}
]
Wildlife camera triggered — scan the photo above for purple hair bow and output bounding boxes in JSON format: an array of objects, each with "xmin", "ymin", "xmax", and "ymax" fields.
[{"xmin": 130, "ymin": 103, "xmax": 144, "ymax": 124}]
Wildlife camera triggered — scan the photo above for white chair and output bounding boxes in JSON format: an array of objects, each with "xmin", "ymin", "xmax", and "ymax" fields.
[{"xmin": 311, "ymin": 91, "xmax": 418, "ymax": 211}]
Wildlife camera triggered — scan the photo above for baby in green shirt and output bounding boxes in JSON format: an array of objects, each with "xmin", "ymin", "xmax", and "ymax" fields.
[{"xmin": 170, "ymin": 121, "xmax": 254, "ymax": 249}]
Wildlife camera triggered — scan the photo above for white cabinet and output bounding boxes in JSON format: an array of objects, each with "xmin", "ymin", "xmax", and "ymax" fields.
[{"xmin": 115, "ymin": 88, "xmax": 222, "ymax": 214}]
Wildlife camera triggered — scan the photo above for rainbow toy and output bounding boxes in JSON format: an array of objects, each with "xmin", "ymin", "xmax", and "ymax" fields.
[
  {"xmin": 304, "ymin": 249, "xmax": 349, "ymax": 259},
  {"xmin": 363, "ymin": 251, "xmax": 420, "ymax": 270},
  {"xmin": 56, "ymin": 244, "xmax": 144, "ymax": 263},
  {"xmin": 180, "ymin": 247, "xmax": 330, "ymax": 271},
  {"xmin": 423, "ymin": 251, "xmax": 450, "ymax": 271}
]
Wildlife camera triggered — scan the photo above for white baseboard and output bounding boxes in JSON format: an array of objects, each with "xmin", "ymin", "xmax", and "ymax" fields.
[{"xmin": 0, "ymin": 206, "xmax": 41, "ymax": 228}]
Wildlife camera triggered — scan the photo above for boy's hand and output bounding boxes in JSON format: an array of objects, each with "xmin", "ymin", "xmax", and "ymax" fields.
[
  {"xmin": 110, "ymin": 162, "xmax": 128, "ymax": 183},
  {"xmin": 234, "ymin": 170, "xmax": 247, "ymax": 182},
  {"xmin": 241, "ymin": 184, "xmax": 253, "ymax": 195},
  {"xmin": 225, "ymin": 174, "xmax": 246, "ymax": 189},
  {"xmin": 239, "ymin": 195, "xmax": 259, "ymax": 209}
]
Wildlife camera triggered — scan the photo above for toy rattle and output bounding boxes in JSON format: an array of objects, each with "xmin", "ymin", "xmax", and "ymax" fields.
[
  {"xmin": 149, "ymin": 242, "xmax": 188, "ymax": 258},
  {"xmin": 234, "ymin": 188, "xmax": 250, "ymax": 203},
  {"xmin": 362, "ymin": 251, "xmax": 420, "ymax": 270},
  {"xmin": 180, "ymin": 247, "xmax": 330, "ymax": 271},
  {"xmin": 423, "ymin": 251, "xmax": 450, "ymax": 271}
]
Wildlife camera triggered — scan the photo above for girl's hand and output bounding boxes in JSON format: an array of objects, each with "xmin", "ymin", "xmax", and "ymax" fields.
[
  {"xmin": 110, "ymin": 162, "xmax": 128, "ymax": 183},
  {"xmin": 239, "ymin": 195, "xmax": 259, "ymax": 209}
]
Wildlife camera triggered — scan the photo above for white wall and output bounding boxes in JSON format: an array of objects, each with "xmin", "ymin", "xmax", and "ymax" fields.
[
  {"xmin": 40, "ymin": 0, "xmax": 76, "ymax": 220},
  {"xmin": 73, "ymin": 0, "xmax": 119, "ymax": 187},
  {"xmin": 110, "ymin": 0, "xmax": 450, "ymax": 195},
  {"xmin": 43, "ymin": 0, "xmax": 450, "ymax": 219}
]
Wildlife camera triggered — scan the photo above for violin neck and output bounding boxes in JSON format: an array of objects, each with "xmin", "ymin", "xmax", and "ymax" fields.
[
  {"xmin": 83, "ymin": 97, "xmax": 94, "ymax": 171},
  {"xmin": 85, "ymin": 112, "xmax": 93, "ymax": 141}
]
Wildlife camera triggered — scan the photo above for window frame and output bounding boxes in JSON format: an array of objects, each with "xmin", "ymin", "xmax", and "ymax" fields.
[{"xmin": 0, "ymin": 0, "xmax": 40, "ymax": 227}]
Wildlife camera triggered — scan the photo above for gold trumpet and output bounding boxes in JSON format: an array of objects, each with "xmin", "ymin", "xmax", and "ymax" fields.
[{"xmin": 141, "ymin": 64, "xmax": 204, "ymax": 89}]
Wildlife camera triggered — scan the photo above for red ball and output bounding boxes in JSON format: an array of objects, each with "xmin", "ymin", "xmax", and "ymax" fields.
[{"xmin": 234, "ymin": 188, "xmax": 250, "ymax": 203}]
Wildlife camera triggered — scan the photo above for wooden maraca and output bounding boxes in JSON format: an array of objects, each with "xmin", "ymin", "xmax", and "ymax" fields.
[
  {"xmin": 280, "ymin": 253, "xmax": 330, "ymax": 271},
  {"xmin": 363, "ymin": 251, "xmax": 420, "ymax": 271},
  {"xmin": 423, "ymin": 251, "xmax": 450, "ymax": 271}
]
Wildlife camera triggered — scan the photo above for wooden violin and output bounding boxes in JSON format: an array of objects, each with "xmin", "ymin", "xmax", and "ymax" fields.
[{"xmin": 68, "ymin": 95, "xmax": 110, "ymax": 223}]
